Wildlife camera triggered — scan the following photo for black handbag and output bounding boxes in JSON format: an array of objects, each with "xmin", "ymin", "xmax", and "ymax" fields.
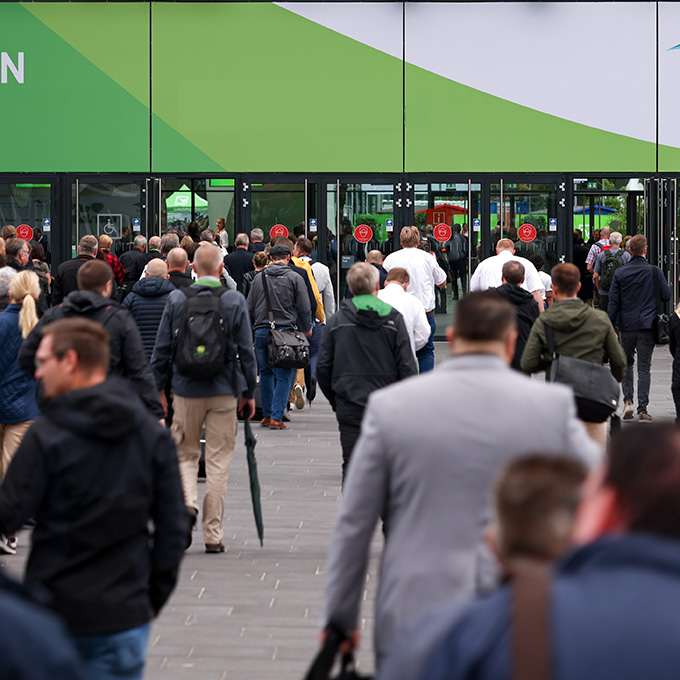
[
  {"xmin": 261, "ymin": 270, "xmax": 310, "ymax": 370},
  {"xmin": 653, "ymin": 267, "xmax": 670, "ymax": 345},
  {"xmin": 303, "ymin": 624, "xmax": 373, "ymax": 680},
  {"xmin": 544, "ymin": 323, "xmax": 619, "ymax": 423}
]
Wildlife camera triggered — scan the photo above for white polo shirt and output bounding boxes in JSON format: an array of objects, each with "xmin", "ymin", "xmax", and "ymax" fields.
[
  {"xmin": 469, "ymin": 250, "xmax": 544, "ymax": 295},
  {"xmin": 383, "ymin": 248, "xmax": 447, "ymax": 313},
  {"xmin": 378, "ymin": 283, "xmax": 431, "ymax": 357}
]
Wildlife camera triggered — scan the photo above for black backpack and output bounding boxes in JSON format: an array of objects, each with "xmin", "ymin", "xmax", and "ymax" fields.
[
  {"xmin": 599, "ymin": 249, "xmax": 624, "ymax": 292},
  {"xmin": 174, "ymin": 286, "xmax": 236, "ymax": 381}
]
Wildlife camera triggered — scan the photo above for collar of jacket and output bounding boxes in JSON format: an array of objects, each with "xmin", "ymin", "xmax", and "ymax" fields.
[{"xmin": 194, "ymin": 277, "xmax": 221, "ymax": 287}]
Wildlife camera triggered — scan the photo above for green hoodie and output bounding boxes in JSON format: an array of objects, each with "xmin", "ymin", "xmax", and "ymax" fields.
[{"xmin": 521, "ymin": 298, "xmax": 627, "ymax": 382}]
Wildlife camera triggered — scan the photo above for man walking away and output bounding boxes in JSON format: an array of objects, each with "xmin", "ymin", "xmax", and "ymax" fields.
[
  {"xmin": 123, "ymin": 258, "xmax": 175, "ymax": 360},
  {"xmin": 593, "ymin": 231, "xmax": 630, "ymax": 315},
  {"xmin": 448, "ymin": 224, "xmax": 468, "ymax": 300},
  {"xmin": 383, "ymin": 226, "xmax": 447, "ymax": 372},
  {"xmin": 167, "ymin": 247, "xmax": 193, "ymax": 289},
  {"xmin": 246, "ymin": 244, "xmax": 312, "ymax": 429},
  {"xmin": 608, "ymin": 234, "xmax": 671, "ymax": 421},
  {"xmin": 422, "ymin": 423, "xmax": 680, "ymax": 680},
  {"xmin": 51, "ymin": 235, "xmax": 98, "ymax": 305},
  {"xmin": 152, "ymin": 244, "xmax": 257, "ymax": 553},
  {"xmin": 320, "ymin": 291, "xmax": 600, "ymax": 668},
  {"xmin": 521, "ymin": 263, "xmax": 626, "ymax": 447},
  {"xmin": 18, "ymin": 260, "xmax": 164, "ymax": 420},
  {"xmin": 318, "ymin": 262, "xmax": 417, "ymax": 479},
  {"xmin": 119, "ymin": 235, "xmax": 148, "ymax": 299},
  {"xmin": 377, "ymin": 267, "xmax": 430, "ymax": 359},
  {"xmin": 0, "ymin": 318, "xmax": 187, "ymax": 680},
  {"xmin": 249, "ymin": 228, "xmax": 265, "ymax": 253},
  {"xmin": 224, "ymin": 233, "xmax": 255, "ymax": 292},
  {"xmin": 495, "ymin": 260, "xmax": 539, "ymax": 371}
]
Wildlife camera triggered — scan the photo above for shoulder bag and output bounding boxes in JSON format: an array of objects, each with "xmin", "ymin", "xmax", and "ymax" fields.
[
  {"xmin": 653, "ymin": 267, "xmax": 670, "ymax": 345},
  {"xmin": 261, "ymin": 271, "xmax": 310, "ymax": 370},
  {"xmin": 303, "ymin": 623, "xmax": 372, "ymax": 680},
  {"xmin": 544, "ymin": 322, "xmax": 619, "ymax": 423}
]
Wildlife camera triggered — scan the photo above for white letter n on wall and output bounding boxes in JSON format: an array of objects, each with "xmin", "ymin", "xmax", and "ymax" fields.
[{"xmin": 1, "ymin": 52, "xmax": 24, "ymax": 84}]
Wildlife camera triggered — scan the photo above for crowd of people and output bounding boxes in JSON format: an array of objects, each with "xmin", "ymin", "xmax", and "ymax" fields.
[{"xmin": 0, "ymin": 218, "xmax": 678, "ymax": 679}]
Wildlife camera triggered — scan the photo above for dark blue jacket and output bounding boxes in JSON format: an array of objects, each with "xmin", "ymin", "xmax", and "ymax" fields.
[
  {"xmin": 123, "ymin": 276, "xmax": 176, "ymax": 360},
  {"xmin": 0, "ymin": 305, "xmax": 39, "ymax": 424},
  {"xmin": 224, "ymin": 247, "xmax": 255, "ymax": 292},
  {"xmin": 421, "ymin": 534, "xmax": 680, "ymax": 680},
  {"xmin": 608, "ymin": 256, "xmax": 671, "ymax": 331}
]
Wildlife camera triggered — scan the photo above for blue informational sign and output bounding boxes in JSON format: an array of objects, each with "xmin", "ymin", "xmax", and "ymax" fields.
[
  {"xmin": 42, "ymin": 218, "xmax": 51, "ymax": 231},
  {"xmin": 132, "ymin": 218, "xmax": 141, "ymax": 229},
  {"xmin": 473, "ymin": 218, "xmax": 481, "ymax": 231},
  {"xmin": 309, "ymin": 218, "xmax": 317, "ymax": 232},
  {"xmin": 549, "ymin": 217, "xmax": 558, "ymax": 232},
  {"xmin": 386, "ymin": 218, "xmax": 394, "ymax": 229}
]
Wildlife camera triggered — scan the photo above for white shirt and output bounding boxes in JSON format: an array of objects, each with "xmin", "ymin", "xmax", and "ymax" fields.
[
  {"xmin": 469, "ymin": 250, "xmax": 545, "ymax": 295},
  {"xmin": 378, "ymin": 283, "xmax": 430, "ymax": 357},
  {"xmin": 302, "ymin": 257, "xmax": 336, "ymax": 318},
  {"xmin": 383, "ymin": 248, "xmax": 447, "ymax": 313},
  {"xmin": 537, "ymin": 271, "xmax": 552, "ymax": 301}
]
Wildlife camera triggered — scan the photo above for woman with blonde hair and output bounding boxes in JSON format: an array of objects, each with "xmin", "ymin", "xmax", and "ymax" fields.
[{"xmin": 0, "ymin": 270, "xmax": 41, "ymax": 554}]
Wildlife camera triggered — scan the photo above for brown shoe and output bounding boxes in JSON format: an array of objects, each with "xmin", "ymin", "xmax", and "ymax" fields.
[
  {"xmin": 260, "ymin": 417, "xmax": 271, "ymax": 427},
  {"xmin": 269, "ymin": 419, "xmax": 286, "ymax": 429},
  {"xmin": 205, "ymin": 543, "xmax": 225, "ymax": 554}
]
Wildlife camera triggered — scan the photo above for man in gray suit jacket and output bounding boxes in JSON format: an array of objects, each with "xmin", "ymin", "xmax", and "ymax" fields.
[{"xmin": 321, "ymin": 291, "xmax": 602, "ymax": 668}]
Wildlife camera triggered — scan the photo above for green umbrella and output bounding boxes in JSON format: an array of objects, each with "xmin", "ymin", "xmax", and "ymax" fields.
[{"xmin": 244, "ymin": 418, "xmax": 264, "ymax": 546}]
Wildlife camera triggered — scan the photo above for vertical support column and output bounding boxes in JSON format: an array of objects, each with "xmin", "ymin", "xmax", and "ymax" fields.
[
  {"xmin": 53, "ymin": 174, "xmax": 73, "ymax": 268},
  {"xmin": 557, "ymin": 177, "xmax": 571, "ymax": 263},
  {"xmin": 479, "ymin": 179, "xmax": 491, "ymax": 260}
]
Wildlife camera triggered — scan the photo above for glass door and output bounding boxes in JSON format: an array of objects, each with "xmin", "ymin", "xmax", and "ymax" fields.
[
  {"xmin": 73, "ymin": 179, "xmax": 148, "ymax": 258},
  {"xmin": 326, "ymin": 180, "xmax": 399, "ymax": 305}
]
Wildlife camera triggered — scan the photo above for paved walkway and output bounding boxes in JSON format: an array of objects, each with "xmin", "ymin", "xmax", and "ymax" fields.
[{"xmin": 1, "ymin": 342, "xmax": 676, "ymax": 679}]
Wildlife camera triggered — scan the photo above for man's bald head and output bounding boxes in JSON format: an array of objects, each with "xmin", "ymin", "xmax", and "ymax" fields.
[
  {"xmin": 166, "ymin": 247, "xmax": 188, "ymax": 272},
  {"xmin": 146, "ymin": 258, "xmax": 168, "ymax": 278},
  {"xmin": 194, "ymin": 243, "xmax": 223, "ymax": 276},
  {"xmin": 366, "ymin": 250, "xmax": 383, "ymax": 265},
  {"xmin": 600, "ymin": 227, "xmax": 611, "ymax": 239}
]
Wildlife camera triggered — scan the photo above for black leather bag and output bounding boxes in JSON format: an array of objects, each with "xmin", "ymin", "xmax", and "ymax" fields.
[
  {"xmin": 653, "ymin": 267, "xmax": 670, "ymax": 345},
  {"xmin": 544, "ymin": 323, "xmax": 619, "ymax": 423},
  {"xmin": 304, "ymin": 624, "xmax": 373, "ymax": 680},
  {"xmin": 261, "ymin": 270, "xmax": 310, "ymax": 370}
]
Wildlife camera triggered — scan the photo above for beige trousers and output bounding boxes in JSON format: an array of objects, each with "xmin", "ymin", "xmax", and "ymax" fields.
[
  {"xmin": 0, "ymin": 421, "xmax": 33, "ymax": 480},
  {"xmin": 582, "ymin": 420, "xmax": 608, "ymax": 450},
  {"xmin": 171, "ymin": 394, "xmax": 238, "ymax": 545}
]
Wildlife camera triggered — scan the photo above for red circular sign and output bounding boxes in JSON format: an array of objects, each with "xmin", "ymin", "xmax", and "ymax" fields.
[
  {"xmin": 270, "ymin": 224, "xmax": 289, "ymax": 238},
  {"xmin": 354, "ymin": 224, "xmax": 373, "ymax": 243},
  {"xmin": 518, "ymin": 223, "xmax": 537, "ymax": 243},
  {"xmin": 17, "ymin": 224, "xmax": 34, "ymax": 241},
  {"xmin": 433, "ymin": 223, "xmax": 452, "ymax": 243}
]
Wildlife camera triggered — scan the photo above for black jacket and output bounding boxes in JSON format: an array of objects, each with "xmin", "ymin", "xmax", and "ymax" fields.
[
  {"xmin": 669, "ymin": 310, "xmax": 680, "ymax": 388},
  {"xmin": 123, "ymin": 276, "xmax": 176, "ymax": 359},
  {"xmin": 0, "ymin": 379, "xmax": 187, "ymax": 636},
  {"xmin": 51, "ymin": 254, "xmax": 95, "ymax": 306},
  {"xmin": 317, "ymin": 295, "xmax": 418, "ymax": 425},
  {"xmin": 168, "ymin": 269, "xmax": 193, "ymax": 290},
  {"xmin": 119, "ymin": 248, "xmax": 148, "ymax": 287},
  {"xmin": 224, "ymin": 248, "xmax": 255, "ymax": 292},
  {"xmin": 18, "ymin": 291, "xmax": 163, "ymax": 418},
  {"xmin": 495, "ymin": 283, "xmax": 540, "ymax": 371},
  {"xmin": 608, "ymin": 256, "xmax": 671, "ymax": 331}
]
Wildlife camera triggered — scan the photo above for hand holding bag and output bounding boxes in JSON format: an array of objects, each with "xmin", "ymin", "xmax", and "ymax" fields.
[
  {"xmin": 653, "ymin": 267, "xmax": 670, "ymax": 345},
  {"xmin": 261, "ymin": 270, "xmax": 310, "ymax": 370},
  {"xmin": 303, "ymin": 623, "xmax": 372, "ymax": 680},
  {"xmin": 544, "ymin": 322, "xmax": 619, "ymax": 423}
]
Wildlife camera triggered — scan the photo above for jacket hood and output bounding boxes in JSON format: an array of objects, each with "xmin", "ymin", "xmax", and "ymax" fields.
[
  {"xmin": 42, "ymin": 378, "xmax": 143, "ymax": 440},
  {"xmin": 343, "ymin": 295, "xmax": 395, "ymax": 330},
  {"xmin": 264, "ymin": 263, "xmax": 290, "ymax": 278},
  {"xmin": 61, "ymin": 290, "xmax": 119, "ymax": 316},
  {"xmin": 130, "ymin": 276, "xmax": 176, "ymax": 297},
  {"xmin": 496, "ymin": 283, "xmax": 535, "ymax": 305},
  {"xmin": 541, "ymin": 298, "xmax": 590, "ymax": 332}
]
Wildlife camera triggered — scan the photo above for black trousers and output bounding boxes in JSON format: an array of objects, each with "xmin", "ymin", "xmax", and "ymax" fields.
[
  {"xmin": 338, "ymin": 420, "xmax": 362, "ymax": 484},
  {"xmin": 449, "ymin": 259, "xmax": 467, "ymax": 298}
]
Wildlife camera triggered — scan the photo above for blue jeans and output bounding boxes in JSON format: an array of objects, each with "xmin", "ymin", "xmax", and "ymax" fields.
[
  {"xmin": 72, "ymin": 623, "xmax": 150, "ymax": 680},
  {"xmin": 620, "ymin": 329, "xmax": 655, "ymax": 413},
  {"xmin": 416, "ymin": 314, "xmax": 436, "ymax": 373},
  {"xmin": 255, "ymin": 328, "xmax": 294, "ymax": 421}
]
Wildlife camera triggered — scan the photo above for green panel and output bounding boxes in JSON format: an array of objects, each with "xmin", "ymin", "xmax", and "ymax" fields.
[
  {"xmin": 152, "ymin": 114, "xmax": 224, "ymax": 172},
  {"xmin": 404, "ymin": 62, "xmax": 656, "ymax": 173},
  {"xmin": 0, "ymin": 4, "xmax": 148, "ymax": 172},
  {"xmin": 658, "ymin": 144, "xmax": 680, "ymax": 172},
  {"xmin": 151, "ymin": 3, "xmax": 402, "ymax": 173}
]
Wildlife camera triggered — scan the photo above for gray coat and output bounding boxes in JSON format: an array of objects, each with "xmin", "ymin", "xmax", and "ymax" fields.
[{"xmin": 323, "ymin": 354, "xmax": 601, "ymax": 663}]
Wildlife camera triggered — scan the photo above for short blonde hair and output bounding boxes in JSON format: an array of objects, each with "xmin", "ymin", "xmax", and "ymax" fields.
[
  {"xmin": 400, "ymin": 226, "xmax": 420, "ymax": 248},
  {"xmin": 98, "ymin": 234, "xmax": 113, "ymax": 250}
]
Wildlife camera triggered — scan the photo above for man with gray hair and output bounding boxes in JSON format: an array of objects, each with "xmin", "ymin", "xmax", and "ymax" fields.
[
  {"xmin": 317, "ymin": 262, "xmax": 417, "ymax": 479},
  {"xmin": 249, "ymin": 228, "xmax": 265, "ymax": 253},
  {"xmin": 224, "ymin": 233, "xmax": 254, "ymax": 292},
  {"xmin": 167, "ymin": 247, "xmax": 192, "ymax": 289},
  {"xmin": 119, "ymin": 234, "xmax": 149, "ymax": 298},
  {"xmin": 593, "ymin": 230, "xmax": 631, "ymax": 315},
  {"xmin": 0, "ymin": 267, "xmax": 17, "ymax": 311},
  {"xmin": 51, "ymin": 235, "xmax": 98, "ymax": 305}
]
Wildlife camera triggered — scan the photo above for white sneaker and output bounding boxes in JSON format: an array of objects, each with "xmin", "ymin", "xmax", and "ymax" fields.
[
  {"xmin": 294, "ymin": 384, "xmax": 305, "ymax": 410},
  {"xmin": 622, "ymin": 401, "xmax": 634, "ymax": 420}
]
